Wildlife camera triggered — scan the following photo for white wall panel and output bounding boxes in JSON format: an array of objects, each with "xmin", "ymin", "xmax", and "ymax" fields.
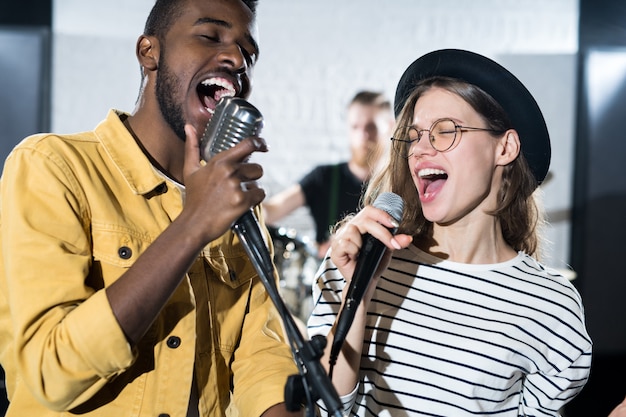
[{"xmin": 51, "ymin": 0, "xmax": 579, "ymax": 269}]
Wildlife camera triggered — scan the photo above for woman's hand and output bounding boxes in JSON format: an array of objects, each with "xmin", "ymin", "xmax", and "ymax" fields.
[{"xmin": 330, "ymin": 205, "xmax": 413, "ymax": 304}]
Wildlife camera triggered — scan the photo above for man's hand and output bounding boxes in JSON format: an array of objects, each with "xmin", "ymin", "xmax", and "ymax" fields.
[{"xmin": 181, "ymin": 124, "xmax": 268, "ymax": 245}]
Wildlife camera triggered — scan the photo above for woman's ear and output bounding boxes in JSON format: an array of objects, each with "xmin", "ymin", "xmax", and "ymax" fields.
[
  {"xmin": 136, "ymin": 35, "xmax": 159, "ymax": 72},
  {"xmin": 496, "ymin": 129, "xmax": 521, "ymax": 167}
]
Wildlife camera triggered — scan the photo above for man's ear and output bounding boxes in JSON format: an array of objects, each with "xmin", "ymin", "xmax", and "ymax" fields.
[
  {"xmin": 496, "ymin": 129, "xmax": 521, "ymax": 167},
  {"xmin": 136, "ymin": 35, "xmax": 159, "ymax": 71}
]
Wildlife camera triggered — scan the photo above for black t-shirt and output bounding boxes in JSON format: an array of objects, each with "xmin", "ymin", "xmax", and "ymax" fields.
[{"xmin": 299, "ymin": 162, "xmax": 364, "ymax": 244}]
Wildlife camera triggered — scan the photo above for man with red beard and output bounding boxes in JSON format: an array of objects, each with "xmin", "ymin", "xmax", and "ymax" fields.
[
  {"xmin": 0, "ymin": 1, "xmax": 303, "ymax": 416},
  {"xmin": 263, "ymin": 91, "xmax": 394, "ymax": 260}
]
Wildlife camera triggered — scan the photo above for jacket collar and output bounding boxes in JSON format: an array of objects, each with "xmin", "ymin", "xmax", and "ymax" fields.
[{"xmin": 94, "ymin": 110, "xmax": 168, "ymax": 196}]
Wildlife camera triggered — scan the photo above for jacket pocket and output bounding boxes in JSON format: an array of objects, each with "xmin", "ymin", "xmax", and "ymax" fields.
[{"xmin": 90, "ymin": 222, "xmax": 153, "ymax": 287}]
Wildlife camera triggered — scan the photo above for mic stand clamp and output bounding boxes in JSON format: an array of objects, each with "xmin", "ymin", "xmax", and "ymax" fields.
[{"xmin": 284, "ymin": 335, "xmax": 337, "ymax": 413}]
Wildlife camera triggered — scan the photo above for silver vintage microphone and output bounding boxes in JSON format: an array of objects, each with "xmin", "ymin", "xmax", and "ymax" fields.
[
  {"xmin": 200, "ymin": 96, "xmax": 273, "ymax": 272},
  {"xmin": 200, "ymin": 96, "xmax": 264, "ymax": 159}
]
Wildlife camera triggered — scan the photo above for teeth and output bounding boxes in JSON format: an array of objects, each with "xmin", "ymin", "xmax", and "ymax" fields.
[
  {"xmin": 418, "ymin": 168, "xmax": 446, "ymax": 178},
  {"xmin": 201, "ymin": 77, "xmax": 236, "ymax": 96},
  {"xmin": 215, "ymin": 89, "xmax": 235, "ymax": 101}
]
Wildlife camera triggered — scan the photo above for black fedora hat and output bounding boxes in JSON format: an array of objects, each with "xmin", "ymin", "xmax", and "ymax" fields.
[{"xmin": 394, "ymin": 49, "xmax": 551, "ymax": 186}]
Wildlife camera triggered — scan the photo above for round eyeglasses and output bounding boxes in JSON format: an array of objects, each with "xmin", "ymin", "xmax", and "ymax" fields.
[{"xmin": 390, "ymin": 118, "xmax": 504, "ymax": 157}]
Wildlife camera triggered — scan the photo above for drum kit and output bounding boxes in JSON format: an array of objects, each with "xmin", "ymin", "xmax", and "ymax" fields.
[{"xmin": 268, "ymin": 225, "xmax": 320, "ymax": 323}]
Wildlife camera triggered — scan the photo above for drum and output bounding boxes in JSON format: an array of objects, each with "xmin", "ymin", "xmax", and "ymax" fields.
[{"xmin": 268, "ymin": 226, "xmax": 319, "ymax": 322}]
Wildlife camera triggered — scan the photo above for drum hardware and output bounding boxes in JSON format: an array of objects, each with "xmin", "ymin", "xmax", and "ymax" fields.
[{"xmin": 269, "ymin": 226, "xmax": 319, "ymax": 322}]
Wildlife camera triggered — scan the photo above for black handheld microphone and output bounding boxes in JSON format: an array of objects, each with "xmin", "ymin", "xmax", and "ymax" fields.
[
  {"xmin": 329, "ymin": 192, "xmax": 404, "ymax": 366},
  {"xmin": 200, "ymin": 96, "xmax": 273, "ymax": 272}
]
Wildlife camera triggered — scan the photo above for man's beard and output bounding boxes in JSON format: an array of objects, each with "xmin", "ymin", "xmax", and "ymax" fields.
[
  {"xmin": 353, "ymin": 143, "xmax": 380, "ymax": 168},
  {"xmin": 155, "ymin": 55, "xmax": 187, "ymax": 142}
]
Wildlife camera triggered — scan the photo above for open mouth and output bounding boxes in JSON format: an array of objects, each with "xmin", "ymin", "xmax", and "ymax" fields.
[
  {"xmin": 197, "ymin": 77, "xmax": 236, "ymax": 114},
  {"xmin": 418, "ymin": 168, "xmax": 448, "ymax": 197}
]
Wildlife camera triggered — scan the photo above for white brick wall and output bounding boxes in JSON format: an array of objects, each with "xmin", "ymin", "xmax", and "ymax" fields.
[{"xmin": 51, "ymin": 0, "xmax": 579, "ymax": 269}]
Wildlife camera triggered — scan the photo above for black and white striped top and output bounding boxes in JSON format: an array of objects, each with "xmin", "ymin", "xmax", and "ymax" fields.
[{"xmin": 307, "ymin": 245, "xmax": 592, "ymax": 416}]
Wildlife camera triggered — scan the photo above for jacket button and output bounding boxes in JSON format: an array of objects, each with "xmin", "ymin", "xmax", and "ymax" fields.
[
  {"xmin": 118, "ymin": 246, "xmax": 132, "ymax": 259},
  {"xmin": 166, "ymin": 336, "xmax": 181, "ymax": 349},
  {"xmin": 158, "ymin": 414, "xmax": 170, "ymax": 417}
]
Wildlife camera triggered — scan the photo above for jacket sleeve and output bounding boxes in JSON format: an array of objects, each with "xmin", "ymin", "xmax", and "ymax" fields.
[{"xmin": 1, "ymin": 142, "xmax": 135, "ymax": 411}]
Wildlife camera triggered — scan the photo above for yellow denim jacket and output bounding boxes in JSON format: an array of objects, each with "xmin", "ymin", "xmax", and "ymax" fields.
[{"xmin": 0, "ymin": 110, "xmax": 297, "ymax": 417}]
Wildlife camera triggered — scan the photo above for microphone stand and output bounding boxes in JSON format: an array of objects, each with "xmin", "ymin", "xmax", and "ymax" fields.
[{"xmin": 232, "ymin": 217, "xmax": 344, "ymax": 417}]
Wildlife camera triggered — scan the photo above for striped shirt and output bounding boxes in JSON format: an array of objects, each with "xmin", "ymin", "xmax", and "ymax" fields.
[{"xmin": 307, "ymin": 245, "xmax": 592, "ymax": 416}]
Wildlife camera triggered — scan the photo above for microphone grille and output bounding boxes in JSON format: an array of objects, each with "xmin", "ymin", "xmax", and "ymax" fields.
[
  {"xmin": 201, "ymin": 97, "xmax": 264, "ymax": 160},
  {"xmin": 372, "ymin": 192, "xmax": 404, "ymax": 222}
]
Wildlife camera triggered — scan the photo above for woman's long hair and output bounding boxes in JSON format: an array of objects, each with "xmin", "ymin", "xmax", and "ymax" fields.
[{"xmin": 364, "ymin": 76, "xmax": 545, "ymax": 257}]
